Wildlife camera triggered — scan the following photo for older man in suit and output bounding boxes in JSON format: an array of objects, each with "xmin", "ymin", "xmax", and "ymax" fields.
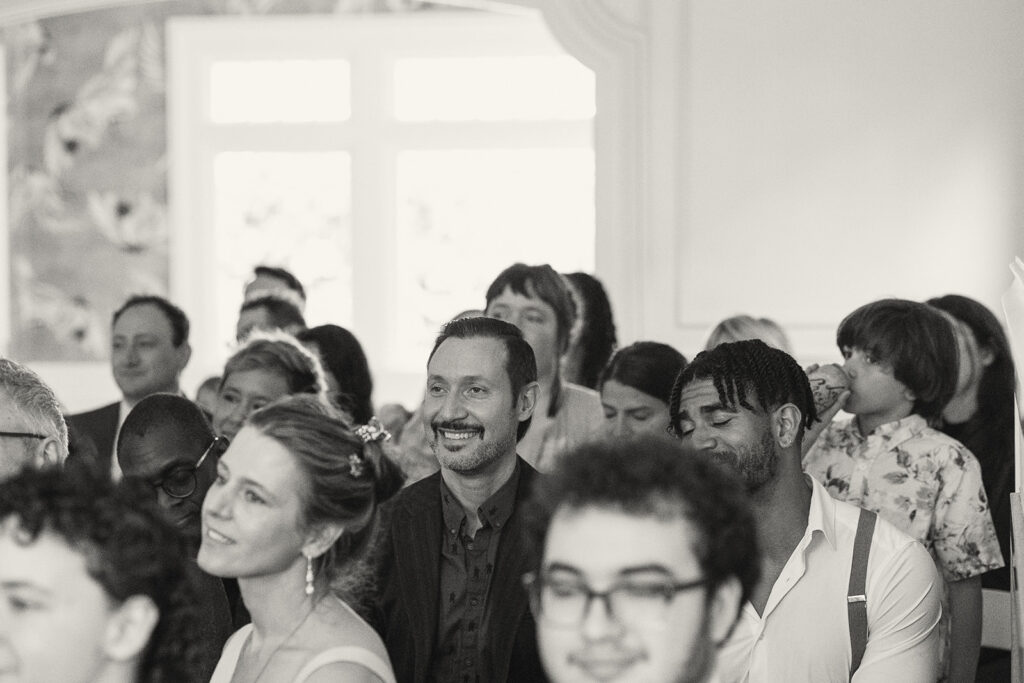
[{"xmin": 374, "ymin": 316, "xmax": 547, "ymax": 682}]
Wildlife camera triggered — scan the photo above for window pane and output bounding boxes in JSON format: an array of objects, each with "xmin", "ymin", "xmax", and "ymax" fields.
[
  {"xmin": 213, "ymin": 152, "xmax": 352, "ymax": 347},
  {"xmin": 394, "ymin": 56, "xmax": 595, "ymax": 121},
  {"xmin": 394, "ymin": 148, "xmax": 595, "ymax": 369},
  {"xmin": 210, "ymin": 60, "xmax": 351, "ymax": 123}
]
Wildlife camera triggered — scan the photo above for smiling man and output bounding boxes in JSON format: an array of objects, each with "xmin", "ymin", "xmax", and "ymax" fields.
[
  {"xmin": 374, "ymin": 316, "xmax": 547, "ymax": 682},
  {"xmin": 525, "ymin": 436, "xmax": 758, "ymax": 683},
  {"xmin": 669, "ymin": 340, "xmax": 942, "ymax": 683},
  {"xmin": 67, "ymin": 295, "xmax": 192, "ymax": 479}
]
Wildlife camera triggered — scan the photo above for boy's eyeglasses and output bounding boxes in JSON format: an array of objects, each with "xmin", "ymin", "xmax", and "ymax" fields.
[
  {"xmin": 522, "ymin": 571, "xmax": 708, "ymax": 629},
  {"xmin": 0, "ymin": 431, "xmax": 47, "ymax": 440},
  {"xmin": 151, "ymin": 436, "xmax": 227, "ymax": 499}
]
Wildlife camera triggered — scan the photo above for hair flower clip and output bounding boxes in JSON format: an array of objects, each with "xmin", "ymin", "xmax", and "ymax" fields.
[
  {"xmin": 348, "ymin": 454, "xmax": 365, "ymax": 478},
  {"xmin": 355, "ymin": 417, "xmax": 391, "ymax": 444}
]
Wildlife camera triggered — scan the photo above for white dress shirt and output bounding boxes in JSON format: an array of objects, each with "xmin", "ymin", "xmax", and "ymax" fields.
[{"xmin": 717, "ymin": 477, "xmax": 941, "ymax": 683}]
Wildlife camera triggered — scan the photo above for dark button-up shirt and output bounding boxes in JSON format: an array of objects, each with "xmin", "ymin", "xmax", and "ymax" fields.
[{"xmin": 431, "ymin": 463, "xmax": 521, "ymax": 683}]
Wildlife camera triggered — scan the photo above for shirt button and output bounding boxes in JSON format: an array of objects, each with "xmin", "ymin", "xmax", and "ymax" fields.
[
  {"xmin": 467, "ymin": 542, "xmax": 475, "ymax": 550},
  {"xmin": 464, "ymin": 657, "xmax": 472, "ymax": 666},
  {"xmin": 470, "ymin": 598, "xmax": 479, "ymax": 607}
]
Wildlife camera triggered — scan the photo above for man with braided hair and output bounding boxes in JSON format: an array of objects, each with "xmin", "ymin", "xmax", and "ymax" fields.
[{"xmin": 669, "ymin": 339, "xmax": 941, "ymax": 682}]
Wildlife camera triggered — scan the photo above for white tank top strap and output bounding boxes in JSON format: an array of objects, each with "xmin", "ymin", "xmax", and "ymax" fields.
[
  {"xmin": 208, "ymin": 624, "xmax": 254, "ymax": 683},
  {"xmin": 293, "ymin": 646, "xmax": 396, "ymax": 683}
]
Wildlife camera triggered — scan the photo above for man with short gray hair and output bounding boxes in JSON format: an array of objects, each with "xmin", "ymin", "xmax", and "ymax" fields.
[{"xmin": 0, "ymin": 358, "xmax": 68, "ymax": 480}]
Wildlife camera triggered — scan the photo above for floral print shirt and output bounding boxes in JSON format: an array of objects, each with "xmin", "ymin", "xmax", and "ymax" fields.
[{"xmin": 803, "ymin": 415, "xmax": 1003, "ymax": 582}]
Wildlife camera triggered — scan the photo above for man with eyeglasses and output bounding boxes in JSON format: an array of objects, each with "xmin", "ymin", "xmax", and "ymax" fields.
[
  {"xmin": 524, "ymin": 436, "xmax": 758, "ymax": 683},
  {"xmin": 0, "ymin": 358, "xmax": 68, "ymax": 480},
  {"xmin": 116, "ymin": 392, "xmax": 236, "ymax": 680},
  {"xmin": 668, "ymin": 340, "xmax": 942, "ymax": 682}
]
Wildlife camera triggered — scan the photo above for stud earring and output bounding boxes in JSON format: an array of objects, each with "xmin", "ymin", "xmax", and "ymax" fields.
[{"xmin": 305, "ymin": 554, "xmax": 314, "ymax": 596}]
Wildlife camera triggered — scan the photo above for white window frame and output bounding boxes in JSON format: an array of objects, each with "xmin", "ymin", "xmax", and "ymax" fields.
[{"xmin": 168, "ymin": 12, "xmax": 596, "ymax": 404}]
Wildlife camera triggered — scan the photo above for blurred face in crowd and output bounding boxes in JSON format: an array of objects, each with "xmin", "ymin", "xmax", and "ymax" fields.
[
  {"xmin": 423, "ymin": 336, "xmax": 534, "ymax": 476},
  {"xmin": 535, "ymin": 505, "xmax": 734, "ymax": 683},
  {"xmin": 112, "ymin": 304, "xmax": 190, "ymax": 405},
  {"xmin": 212, "ymin": 369, "xmax": 291, "ymax": 443},
  {"xmin": 0, "ymin": 519, "xmax": 155, "ymax": 683},
  {"xmin": 198, "ymin": 426, "xmax": 310, "ymax": 581},
  {"xmin": 599, "ymin": 380, "xmax": 675, "ymax": 443},
  {"xmin": 486, "ymin": 285, "xmax": 562, "ymax": 382},
  {"xmin": 119, "ymin": 426, "xmax": 221, "ymax": 545}
]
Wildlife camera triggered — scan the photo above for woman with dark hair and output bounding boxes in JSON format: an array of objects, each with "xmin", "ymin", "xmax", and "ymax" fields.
[
  {"xmin": 201, "ymin": 395, "xmax": 399, "ymax": 683},
  {"xmin": 562, "ymin": 272, "xmax": 618, "ymax": 390},
  {"xmin": 598, "ymin": 341, "xmax": 687, "ymax": 441},
  {"xmin": 297, "ymin": 324, "xmax": 375, "ymax": 425},
  {"xmin": 212, "ymin": 331, "xmax": 331, "ymax": 442},
  {"xmin": 928, "ymin": 294, "xmax": 1015, "ymax": 679},
  {"xmin": 0, "ymin": 467, "xmax": 201, "ymax": 683}
]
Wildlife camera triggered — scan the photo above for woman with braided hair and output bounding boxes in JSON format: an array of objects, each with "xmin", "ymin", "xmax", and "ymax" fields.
[{"xmin": 200, "ymin": 395, "xmax": 399, "ymax": 683}]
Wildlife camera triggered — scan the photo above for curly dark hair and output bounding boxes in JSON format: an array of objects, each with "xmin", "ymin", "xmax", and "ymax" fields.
[
  {"xmin": 0, "ymin": 467, "xmax": 201, "ymax": 683},
  {"xmin": 525, "ymin": 435, "xmax": 760, "ymax": 617},
  {"xmin": 669, "ymin": 339, "xmax": 817, "ymax": 439}
]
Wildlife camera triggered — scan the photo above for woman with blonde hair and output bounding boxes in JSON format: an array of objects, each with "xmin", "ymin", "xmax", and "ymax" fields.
[{"xmin": 201, "ymin": 395, "xmax": 399, "ymax": 682}]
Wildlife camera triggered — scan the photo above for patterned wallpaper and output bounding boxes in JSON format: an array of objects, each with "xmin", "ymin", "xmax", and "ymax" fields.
[{"xmin": 3, "ymin": 0, "xmax": 442, "ymax": 360}]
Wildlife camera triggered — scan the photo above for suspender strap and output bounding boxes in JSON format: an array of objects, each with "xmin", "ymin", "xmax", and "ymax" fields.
[{"xmin": 848, "ymin": 507, "xmax": 877, "ymax": 677}]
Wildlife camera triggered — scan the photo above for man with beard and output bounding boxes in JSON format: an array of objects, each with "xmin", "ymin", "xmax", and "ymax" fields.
[
  {"xmin": 525, "ymin": 436, "xmax": 759, "ymax": 683},
  {"xmin": 116, "ymin": 393, "xmax": 236, "ymax": 679},
  {"xmin": 374, "ymin": 316, "xmax": 548, "ymax": 682},
  {"xmin": 668, "ymin": 340, "xmax": 942, "ymax": 682}
]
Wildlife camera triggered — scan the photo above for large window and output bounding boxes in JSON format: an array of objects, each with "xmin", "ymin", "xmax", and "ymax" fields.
[{"xmin": 169, "ymin": 12, "xmax": 595, "ymax": 404}]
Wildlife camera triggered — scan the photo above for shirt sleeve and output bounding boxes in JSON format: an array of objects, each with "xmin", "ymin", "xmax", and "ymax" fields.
[
  {"xmin": 930, "ymin": 442, "xmax": 1005, "ymax": 581},
  {"xmin": 853, "ymin": 539, "xmax": 942, "ymax": 682}
]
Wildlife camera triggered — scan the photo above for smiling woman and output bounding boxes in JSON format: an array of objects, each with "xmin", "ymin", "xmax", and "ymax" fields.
[{"xmin": 199, "ymin": 395, "xmax": 401, "ymax": 683}]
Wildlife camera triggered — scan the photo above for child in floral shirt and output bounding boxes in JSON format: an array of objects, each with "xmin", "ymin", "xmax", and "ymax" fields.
[{"xmin": 804, "ymin": 298, "xmax": 1002, "ymax": 683}]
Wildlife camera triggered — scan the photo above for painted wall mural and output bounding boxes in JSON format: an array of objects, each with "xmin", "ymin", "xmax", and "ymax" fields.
[{"xmin": 3, "ymin": 0, "xmax": 435, "ymax": 361}]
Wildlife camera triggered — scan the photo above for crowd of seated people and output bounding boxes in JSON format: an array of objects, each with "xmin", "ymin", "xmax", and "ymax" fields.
[{"xmin": 0, "ymin": 259, "xmax": 1015, "ymax": 683}]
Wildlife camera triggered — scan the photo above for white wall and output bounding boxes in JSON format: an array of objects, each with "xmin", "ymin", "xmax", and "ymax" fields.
[
  {"xmin": 6, "ymin": 0, "xmax": 1024, "ymax": 408},
  {"xmin": 650, "ymin": 0, "xmax": 1024, "ymax": 363}
]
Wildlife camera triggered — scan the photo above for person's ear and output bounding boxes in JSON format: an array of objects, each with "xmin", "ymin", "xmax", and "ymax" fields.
[
  {"xmin": 34, "ymin": 437, "xmax": 64, "ymax": 469},
  {"xmin": 708, "ymin": 576, "xmax": 743, "ymax": 646},
  {"xmin": 518, "ymin": 381, "xmax": 539, "ymax": 424},
  {"xmin": 979, "ymin": 345, "xmax": 996, "ymax": 368},
  {"xmin": 302, "ymin": 521, "xmax": 345, "ymax": 560},
  {"xmin": 176, "ymin": 342, "xmax": 192, "ymax": 374},
  {"xmin": 104, "ymin": 595, "xmax": 159, "ymax": 662},
  {"xmin": 901, "ymin": 385, "xmax": 917, "ymax": 403},
  {"xmin": 772, "ymin": 404, "xmax": 802, "ymax": 449}
]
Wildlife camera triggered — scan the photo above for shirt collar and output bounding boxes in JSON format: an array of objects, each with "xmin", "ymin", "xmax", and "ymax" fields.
[
  {"xmin": 805, "ymin": 474, "xmax": 837, "ymax": 550},
  {"xmin": 439, "ymin": 460, "xmax": 522, "ymax": 534},
  {"xmin": 851, "ymin": 413, "xmax": 927, "ymax": 448}
]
